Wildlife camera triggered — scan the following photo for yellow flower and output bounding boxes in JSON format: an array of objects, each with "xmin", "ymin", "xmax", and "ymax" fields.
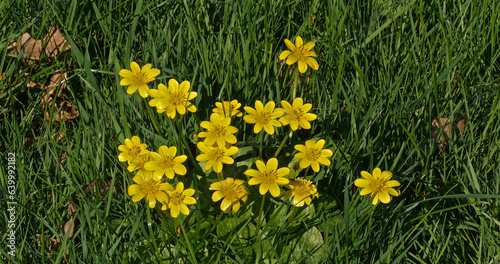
[
  {"xmin": 198, "ymin": 113, "xmax": 238, "ymax": 147},
  {"xmin": 278, "ymin": 36, "xmax": 319, "ymax": 73},
  {"xmin": 285, "ymin": 179, "xmax": 319, "ymax": 207},
  {"xmin": 127, "ymin": 170, "xmax": 174, "ymax": 208},
  {"xmin": 209, "ymin": 178, "xmax": 249, "ymax": 213},
  {"xmin": 196, "ymin": 142, "xmax": 238, "ymax": 173},
  {"xmin": 148, "ymin": 83, "xmax": 170, "ymax": 114},
  {"xmin": 118, "ymin": 136, "xmax": 149, "ymax": 163},
  {"xmin": 119, "ymin": 62, "xmax": 160, "ymax": 98},
  {"xmin": 243, "ymin": 100, "xmax": 284, "ymax": 135},
  {"xmin": 354, "ymin": 168, "xmax": 400, "ymax": 205},
  {"xmin": 144, "ymin": 146, "xmax": 187, "ymax": 180},
  {"xmin": 213, "ymin": 100, "xmax": 243, "ymax": 118},
  {"xmin": 245, "ymin": 158, "xmax": 290, "ymax": 197},
  {"xmin": 163, "ymin": 182, "xmax": 197, "ymax": 218},
  {"xmin": 279, "ymin": 98, "xmax": 317, "ymax": 130},
  {"xmin": 127, "ymin": 153, "xmax": 152, "ymax": 172},
  {"xmin": 165, "ymin": 79, "xmax": 198, "ymax": 119},
  {"xmin": 294, "ymin": 139, "xmax": 332, "ymax": 172}
]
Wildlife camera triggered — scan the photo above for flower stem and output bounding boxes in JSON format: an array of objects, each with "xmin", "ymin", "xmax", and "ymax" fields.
[
  {"xmin": 255, "ymin": 193, "xmax": 267, "ymax": 233},
  {"xmin": 259, "ymin": 130, "xmax": 264, "ymax": 160},
  {"xmin": 146, "ymin": 207, "xmax": 159, "ymax": 253},
  {"xmin": 144, "ymin": 98, "xmax": 161, "ymax": 135},
  {"xmin": 217, "ymin": 172, "xmax": 224, "ymax": 181},
  {"xmin": 283, "ymin": 206, "xmax": 299, "ymax": 230},
  {"xmin": 172, "ymin": 118, "xmax": 203, "ymax": 180},
  {"xmin": 303, "ymin": 167, "xmax": 310, "ymax": 178},
  {"xmin": 209, "ymin": 211, "xmax": 224, "ymax": 233},
  {"xmin": 274, "ymin": 129, "xmax": 292, "ymax": 158},
  {"xmin": 180, "ymin": 222, "xmax": 198, "ymax": 264},
  {"xmin": 292, "ymin": 69, "xmax": 299, "ymax": 100}
]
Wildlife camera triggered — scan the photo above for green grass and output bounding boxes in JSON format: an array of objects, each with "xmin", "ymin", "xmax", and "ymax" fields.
[{"xmin": 1, "ymin": 0, "xmax": 500, "ymax": 263}]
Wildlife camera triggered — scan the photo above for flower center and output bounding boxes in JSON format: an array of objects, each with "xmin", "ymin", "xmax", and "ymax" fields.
[
  {"xmin": 255, "ymin": 112, "xmax": 271, "ymax": 124},
  {"xmin": 212, "ymin": 125, "xmax": 227, "ymax": 138},
  {"xmin": 221, "ymin": 183, "xmax": 238, "ymax": 199},
  {"xmin": 369, "ymin": 179, "xmax": 387, "ymax": 194},
  {"xmin": 209, "ymin": 148, "xmax": 226, "ymax": 162},
  {"xmin": 170, "ymin": 92, "xmax": 187, "ymax": 106},
  {"xmin": 158, "ymin": 156, "xmax": 175, "ymax": 170},
  {"xmin": 286, "ymin": 108, "xmax": 303, "ymax": 121},
  {"xmin": 306, "ymin": 148, "xmax": 321, "ymax": 161},
  {"xmin": 133, "ymin": 73, "xmax": 147, "ymax": 85},
  {"xmin": 262, "ymin": 170, "xmax": 279, "ymax": 184},
  {"xmin": 170, "ymin": 191, "xmax": 185, "ymax": 206},
  {"xmin": 130, "ymin": 146, "xmax": 142, "ymax": 156},
  {"xmin": 139, "ymin": 179, "xmax": 160, "ymax": 195},
  {"xmin": 292, "ymin": 47, "xmax": 308, "ymax": 61}
]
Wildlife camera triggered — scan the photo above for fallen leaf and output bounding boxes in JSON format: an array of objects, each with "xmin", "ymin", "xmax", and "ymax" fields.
[
  {"xmin": 8, "ymin": 32, "xmax": 43, "ymax": 65},
  {"xmin": 45, "ymin": 101, "xmax": 79, "ymax": 122},
  {"xmin": 62, "ymin": 202, "xmax": 77, "ymax": 239},
  {"xmin": 431, "ymin": 117, "xmax": 467, "ymax": 147},
  {"xmin": 41, "ymin": 70, "xmax": 67, "ymax": 105},
  {"xmin": 44, "ymin": 27, "xmax": 71, "ymax": 60},
  {"xmin": 84, "ymin": 180, "xmax": 116, "ymax": 197},
  {"xmin": 7, "ymin": 27, "xmax": 71, "ymax": 65}
]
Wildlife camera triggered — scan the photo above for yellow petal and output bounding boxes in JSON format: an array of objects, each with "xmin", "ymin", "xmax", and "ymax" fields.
[
  {"xmin": 221, "ymin": 198, "xmax": 232, "ymax": 211},
  {"xmin": 170, "ymin": 206, "xmax": 180, "ymax": 218},
  {"xmin": 298, "ymin": 60, "xmax": 307, "ymax": 73},
  {"xmin": 276, "ymin": 168, "xmax": 290, "ymax": 177},
  {"xmin": 381, "ymin": 171, "xmax": 393, "ymax": 180},
  {"xmin": 373, "ymin": 168, "xmax": 382, "ymax": 179},
  {"xmin": 386, "ymin": 180, "xmax": 401, "ymax": 188},
  {"xmin": 119, "ymin": 69, "xmax": 133, "ymax": 78},
  {"xmin": 354, "ymin": 179, "xmax": 370, "ymax": 188},
  {"xmin": 130, "ymin": 62, "xmax": 141, "ymax": 73},
  {"xmin": 175, "ymin": 182, "xmax": 184, "ymax": 192},
  {"xmin": 128, "ymin": 185, "xmax": 141, "ymax": 196},
  {"xmin": 180, "ymin": 204, "xmax": 190, "ymax": 216},
  {"xmin": 213, "ymin": 161, "xmax": 223, "ymax": 173},
  {"xmin": 311, "ymin": 161, "xmax": 320, "ymax": 172},
  {"xmin": 302, "ymin": 41, "xmax": 315, "ymax": 51},
  {"xmin": 360, "ymin": 171, "xmax": 373, "ymax": 180},
  {"xmin": 183, "ymin": 196, "xmax": 197, "ymax": 205},
  {"xmin": 245, "ymin": 169, "xmax": 261, "ymax": 177},
  {"xmin": 286, "ymin": 55, "xmax": 299, "ymax": 65},
  {"xmin": 378, "ymin": 191, "xmax": 391, "ymax": 204},
  {"xmin": 371, "ymin": 193, "xmax": 380, "ymax": 205},
  {"xmin": 255, "ymin": 160, "xmax": 267, "ymax": 172},
  {"xmin": 306, "ymin": 57, "xmax": 319, "ymax": 70},
  {"xmin": 295, "ymin": 36, "xmax": 303, "ymax": 48},
  {"xmin": 284, "ymin": 39, "xmax": 296, "ymax": 51},
  {"xmin": 279, "ymin": 50, "xmax": 292, "ymax": 60},
  {"xmin": 183, "ymin": 188, "xmax": 195, "ymax": 197},
  {"xmin": 266, "ymin": 158, "xmax": 278, "ymax": 171},
  {"xmin": 259, "ymin": 183, "xmax": 269, "ymax": 195},
  {"xmin": 248, "ymin": 177, "xmax": 263, "ymax": 185},
  {"xmin": 269, "ymin": 184, "xmax": 280, "ymax": 197},
  {"xmin": 212, "ymin": 191, "xmax": 224, "ymax": 202}
]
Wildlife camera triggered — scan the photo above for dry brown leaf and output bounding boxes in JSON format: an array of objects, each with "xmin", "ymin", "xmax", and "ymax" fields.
[
  {"xmin": 8, "ymin": 32, "xmax": 43, "ymax": 64},
  {"xmin": 62, "ymin": 202, "xmax": 77, "ymax": 239},
  {"xmin": 45, "ymin": 101, "xmax": 79, "ymax": 122},
  {"xmin": 7, "ymin": 27, "xmax": 71, "ymax": 65},
  {"xmin": 431, "ymin": 117, "xmax": 467, "ymax": 147},
  {"xmin": 44, "ymin": 27, "xmax": 71, "ymax": 59},
  {"xmin": 41, "ymin": 70, "xmax": 67, "ymax": 105},
  {"xmin": 84, "ymin": 180, "xmax": 115, "ymax": 197}
]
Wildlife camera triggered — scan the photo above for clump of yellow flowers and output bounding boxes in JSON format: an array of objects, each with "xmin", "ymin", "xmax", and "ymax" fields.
[{"xmin": 117, "ymin": 35, "xmax": 401, "ymax": 246}]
